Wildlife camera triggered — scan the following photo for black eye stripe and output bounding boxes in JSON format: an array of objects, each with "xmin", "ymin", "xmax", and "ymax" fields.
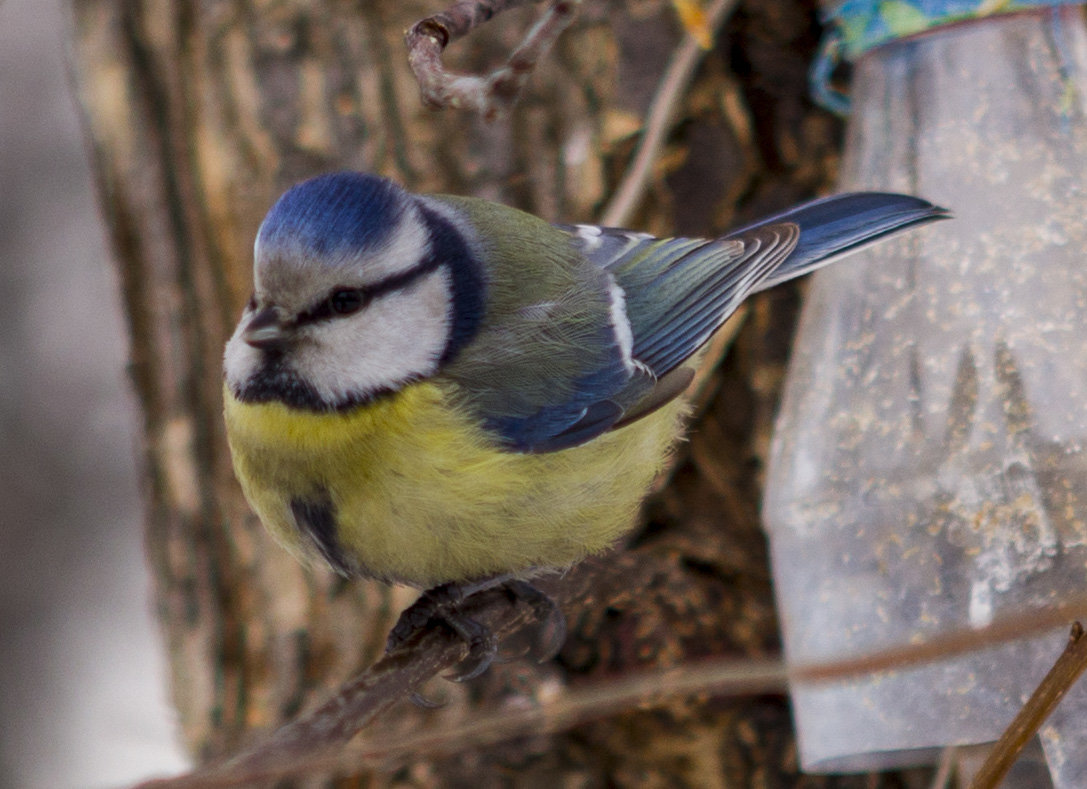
[
  {"xmin": 295, "ymin": 254, "xmax": 445, "ymax": 325},
  {"xmin": 363, "ymin": 253, "xmax": 444, "ymax": 300}
]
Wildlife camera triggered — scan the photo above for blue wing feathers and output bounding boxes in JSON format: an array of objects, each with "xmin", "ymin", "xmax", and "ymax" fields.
[
  {"xmin": 569, "ymin": 193, "xmax": 947, "ymax": 378},
  {"xmin": 605, "ymin": 227, "xmax": 797, "ymax": 374},
  {"xmin": 480, "ymin": 320, "xmax": 632, "ymax": 452},
  {"xmin": 469, "ymin": 192, "xmax": 946, "ymax": 452}
]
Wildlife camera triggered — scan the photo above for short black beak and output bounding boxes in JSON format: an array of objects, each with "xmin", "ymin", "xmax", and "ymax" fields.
[{"xmin": 243, "ymin": 306, "xmax": 289, "ymax": 352}]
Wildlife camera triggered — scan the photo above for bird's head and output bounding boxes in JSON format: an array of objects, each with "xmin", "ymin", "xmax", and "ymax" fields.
[{"xmin": 224, "ymin": 172, "xmax": 482, "ymax": 410}]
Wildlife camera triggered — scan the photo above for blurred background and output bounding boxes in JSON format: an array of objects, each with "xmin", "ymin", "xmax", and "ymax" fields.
[{"xmin": 0, "ymin": 0, "xmax": 188, "ymax": 785}]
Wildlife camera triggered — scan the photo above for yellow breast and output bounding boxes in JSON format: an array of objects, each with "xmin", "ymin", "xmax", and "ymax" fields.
[{"xmin": 223, "ymin": 381, "xmax": 685, "ymax": 587}]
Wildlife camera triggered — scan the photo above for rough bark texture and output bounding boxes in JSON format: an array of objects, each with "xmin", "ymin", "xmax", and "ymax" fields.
[{"xmin": 69, "ymin": 0, "xmax": 929, "ymax": 784}]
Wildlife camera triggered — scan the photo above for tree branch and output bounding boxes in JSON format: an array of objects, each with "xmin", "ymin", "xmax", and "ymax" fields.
[
  {"xmin": 406, "ymin": 0, "xmax": 581, "ymax": 119},
  {"xmin": 134, "ymin": 559, "xmax": 613, "ymax": 788}
]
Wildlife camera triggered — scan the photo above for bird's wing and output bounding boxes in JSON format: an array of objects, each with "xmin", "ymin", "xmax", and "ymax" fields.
[
  {"xmin": 441, "ymin": 270, "xmax": 653, "ymax": 452},
  {"xmin": 476, "ymin": 193, "xmax": 945, "ymax": 452},
  {"xmin": 437, "ymin": 191, "xmax": 940, "ymax": 454},
  {"xmin": 434, "ymin": 197, "xmax": 656, "ymax": 453},
  {"xmin": 450, "ymin": 222, "xmax": 800, "ymax": 453},
  {"xmin": 440, "ymin": 200, "xmax": 801, "ymax": 452},
  {"xmin": 560, "ymin": 222, "xmax": 801, "ymax": 376}
]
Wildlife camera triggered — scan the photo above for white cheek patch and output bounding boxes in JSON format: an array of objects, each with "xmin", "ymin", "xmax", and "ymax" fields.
[{"xmin": 293, "ymin": 268, "xmax": 454, "ymax": 402}]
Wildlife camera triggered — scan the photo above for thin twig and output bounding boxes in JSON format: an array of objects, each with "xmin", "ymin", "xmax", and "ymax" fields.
[
  {"xmin": 599, "ymin": 0, "xmax": 740, "ymax": 228},
  {"xmin": 794, "ymin": 603, "xmax": 1087, "ymax": 684},
  {"xmin": 405, "ymin": 0, "xmax": 581, "ymax": 119},
  {"xmin": 140, "ymin": 658, "xmax": 786, "ymax": 787},
  {"xmin": 968, "ymin": 622, "xmax": 1087, "ymax": 789}
]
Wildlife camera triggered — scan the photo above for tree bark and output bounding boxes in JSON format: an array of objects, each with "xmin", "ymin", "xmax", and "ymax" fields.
[{"xmin": 68, "ymin": 0, "xmax": 926, "ymax": 784}]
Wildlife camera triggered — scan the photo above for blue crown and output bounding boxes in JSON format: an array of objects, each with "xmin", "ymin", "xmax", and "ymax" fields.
[{"xmin": 257, "ymin": 172, "xmax": 404, "ymax": 262}]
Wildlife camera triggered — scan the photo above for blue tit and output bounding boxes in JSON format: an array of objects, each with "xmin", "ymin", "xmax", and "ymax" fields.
[{"xmin": 223, "ymin": 171, "xmax": 947, "ymax": 663}]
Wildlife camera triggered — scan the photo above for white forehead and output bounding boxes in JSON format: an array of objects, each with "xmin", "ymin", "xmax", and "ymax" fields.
[{"xmin": 253, "ymin": 201, "xmax": 431, "ymax": 308}]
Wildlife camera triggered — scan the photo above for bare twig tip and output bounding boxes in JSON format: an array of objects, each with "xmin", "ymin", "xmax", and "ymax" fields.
[
  {"xmin": 405, "ymin": 0, "xmax": 582, "ymax": 116},
  {"xmin": 409, "ymin": 19, "xmax": 450, "ymax": 49}
]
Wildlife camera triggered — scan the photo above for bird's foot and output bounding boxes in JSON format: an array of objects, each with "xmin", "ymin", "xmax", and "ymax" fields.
[
  {"xmin": 386, "ymin": 582, "xmax": 497, "ymax": 682},
  {"xmin": 385, "ymin": 579, "xmax": 567, "ymax": 687}
]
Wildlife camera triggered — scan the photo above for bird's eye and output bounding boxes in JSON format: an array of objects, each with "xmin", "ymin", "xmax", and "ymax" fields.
[
  {"xmin": 246, "ymin": 293, "xmax": 257, "ymax": 311},
  {"xmin": 328, "ymin": 289, "xmax": 366, "ymax": 316}
]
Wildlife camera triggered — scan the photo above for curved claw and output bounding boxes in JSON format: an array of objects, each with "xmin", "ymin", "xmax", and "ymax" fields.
[
  {"xmin": 505, "ymin": 580, "xmax": 567, "ymax": 662},
  {"xmin": 409, "ymin": 690, "xmax": 446, "ymax": 709},
  {"xmin": 438, "ymin": 608, "xmax": 500, "ymax": 681},
  {"xmin": 386, "ymin": 582, "xmax": 500, "ymax": 681},
  {"xmin": 444, "ymin": 632, "xmax": 499, "ymax": 682}
]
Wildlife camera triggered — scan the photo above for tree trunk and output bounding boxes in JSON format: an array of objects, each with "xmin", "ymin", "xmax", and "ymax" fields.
[{"xmin": 68, "ymin": 0, "xmax": 925, "ymax": 784}]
